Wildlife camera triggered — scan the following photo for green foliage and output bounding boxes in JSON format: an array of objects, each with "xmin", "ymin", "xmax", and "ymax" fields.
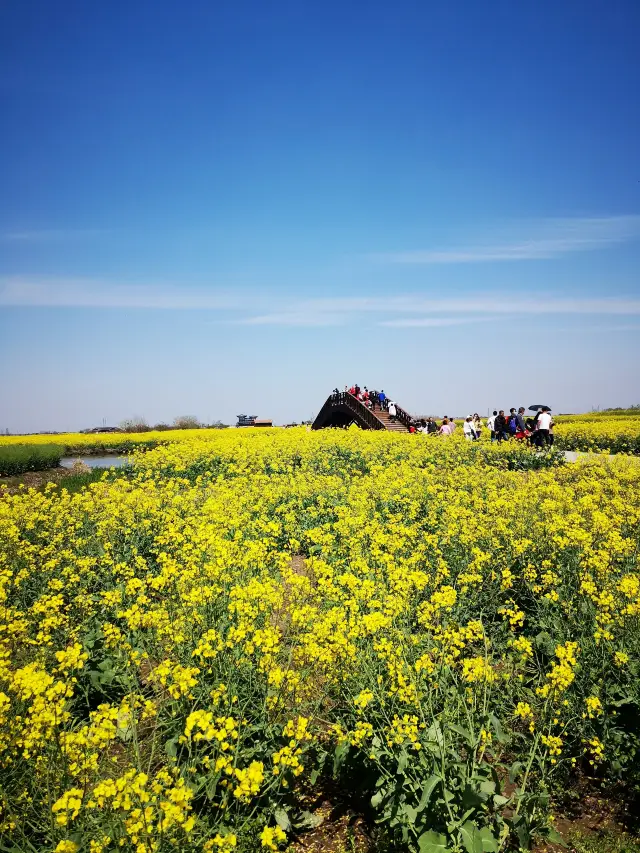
[
  {"xmin": 0, "ymin": 443, "xmax": 63, "ymax": 476},
  {"xmin": 568, "ymin": 830, "xmax": 640, "ymax": 853},
  {"xmin": 1, "ymin": 430, "xmax": 640, "ymax": 851},
  {"xmin": 51, "ymin": 466, "xmax": 128, "ymax": 494}
]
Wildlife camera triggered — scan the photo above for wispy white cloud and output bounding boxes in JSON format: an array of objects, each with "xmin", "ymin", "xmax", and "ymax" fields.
[
  {"xmin": 380, "ymin": 316, "xmax": 494, "ymax": 328},
  {"xmin": 239, "ymin": 311, "xmax": 347, "ymax": 327},
  {"xmin": 2, "ymin": 277, "xmax": 640, "ymax": 329},
  {"xmin": 302, "ymin": 295, "xmax": 640, "ymax": 316},
  {"xmin": 1, "ymin": 229, "xmax": 109, "ymax": 242},
  {"xmin": 0, "ymin": 277, "xmax": 254, "ymax": 310},
  {"xmin": 373, "ymin": 216, "xmax": 640, "ymax": 264}
]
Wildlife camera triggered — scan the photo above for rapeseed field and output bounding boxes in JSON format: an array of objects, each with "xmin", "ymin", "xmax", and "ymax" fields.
[
  {"xmin": 1, "ymin": 429, "xmax": 639, "ymax": 852},
  {"xmin": 1, "ymin": 412, "xmax": 639, "ymax": 456}
]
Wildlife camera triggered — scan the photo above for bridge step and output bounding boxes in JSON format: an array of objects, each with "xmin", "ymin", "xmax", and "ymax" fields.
[{"xmin": 372, "ymin": 411, "xmax": 411, "ymax": 432}]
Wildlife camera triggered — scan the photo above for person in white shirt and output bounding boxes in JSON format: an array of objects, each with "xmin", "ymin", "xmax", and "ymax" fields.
[
  {"xmin": 463, "ymin": 416, "xmax": 475, "ymax": 441},
  {"xmin": 535, "ymin": 409, "xmax": 552, "ymax": 448},
  {"xmin": 388, "ymin": 401, "xmax": 397, "ymax": 421},
  {"xmin": 486, "ymin": 410, "xmax": 497, "ymax": 442}
]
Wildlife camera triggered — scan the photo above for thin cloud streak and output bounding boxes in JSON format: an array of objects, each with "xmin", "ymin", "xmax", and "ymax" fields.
[
  {"xmin": 373, "ymin": 215, "xmax": 640, "ymax": 264},
  {"xmin": 380, "ymin": 316, "xmax": 494, "ymax": 328},
  {"xmin": 0, "ymin": 278, "xmax": 257, "ymax": 311},
  {"xmin": 3, "ymin": 278, "xmax": 640, "ymax": 327},
  {"xmin": 2, "ymin": 229, "xmax": 109, "ymax": 242},
  {"xmin": 239, "ymin": 311, "xmax": 347, "ymax": 327},
  {"xmin": 302, "ymin": 295, "xmax": 640, "ymax": 315}
]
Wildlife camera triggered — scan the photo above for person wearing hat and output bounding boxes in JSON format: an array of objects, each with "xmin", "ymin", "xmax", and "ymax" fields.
[{"xmin": 463, "ymin": 416, "xmax": 475, "ymax": 441}]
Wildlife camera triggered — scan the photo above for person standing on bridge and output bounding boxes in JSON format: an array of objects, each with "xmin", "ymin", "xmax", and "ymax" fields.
[
  {"xmin": 388, "ymin": 400, "xmax": 397, "ymax": 421},
  {"xmin": 379, "ymin": 390, "xmax": 387, "ymax": 411}
]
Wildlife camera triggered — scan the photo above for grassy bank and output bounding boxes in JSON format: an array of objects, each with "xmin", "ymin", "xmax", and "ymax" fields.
[{"xmin": 0, "ymin": 443, "xmax": 63, "ymax": 476}]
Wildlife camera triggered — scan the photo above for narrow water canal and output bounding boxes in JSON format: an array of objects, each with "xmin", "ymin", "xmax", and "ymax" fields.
[{"xmin": 60, "ymin": 455, "xmax": 129, "ymax": 469}]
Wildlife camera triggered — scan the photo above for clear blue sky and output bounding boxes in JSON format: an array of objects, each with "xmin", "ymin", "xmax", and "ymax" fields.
[{"xmin": 1, "ymin": 0, "xmax": 639, "ymax": 430}]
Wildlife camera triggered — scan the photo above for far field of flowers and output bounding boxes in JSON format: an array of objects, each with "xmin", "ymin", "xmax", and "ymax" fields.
[
  {"xmin": 1, "ymin": 410, "xmax": 639, "ymax": 458},
  {"xmin": 1, "ymin": 428, "xmax": 640, "ymax": 852}
]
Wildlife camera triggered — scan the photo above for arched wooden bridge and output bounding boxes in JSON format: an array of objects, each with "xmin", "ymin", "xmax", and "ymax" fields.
[{"xmin": 312, "ymin": 392, "xmax": 413, "ymax": 433}]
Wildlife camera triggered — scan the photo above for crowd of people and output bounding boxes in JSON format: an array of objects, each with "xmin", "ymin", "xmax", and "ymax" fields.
[
  {"xmin": 340, "ymin": 384, "xmax": 397, "ymax": 415},
  {"xmin": 415, "ymin": 407, "xmax": 555, "ymax": 448},
  {"xmin": 336, "ymin": 385, "xmax": 555, "ymax": 448}
]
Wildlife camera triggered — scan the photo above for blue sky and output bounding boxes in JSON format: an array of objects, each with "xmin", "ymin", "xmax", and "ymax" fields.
[{"xmin": 1, "ymin": 0, "xmax": 639, "ymax": 431}]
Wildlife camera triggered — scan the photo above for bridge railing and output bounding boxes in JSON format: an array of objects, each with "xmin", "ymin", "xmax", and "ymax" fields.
[
  {"xmin": 390, "ymin": 401, "xmax": 414, "ymax": 431},
  {"xmin": 328, "ymin": 391, "xmax": 386, "ymax": 430}
]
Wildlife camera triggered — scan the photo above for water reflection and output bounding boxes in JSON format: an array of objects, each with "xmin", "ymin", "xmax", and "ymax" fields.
[{"xmin": 60, "ymin": 456, "xmax": 129, "ymax": 469}]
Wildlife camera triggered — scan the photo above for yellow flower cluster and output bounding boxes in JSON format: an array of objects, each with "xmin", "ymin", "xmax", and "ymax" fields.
[{"xmin": 1, "ymin": 426, "xmax": 639, "ymax": 849}]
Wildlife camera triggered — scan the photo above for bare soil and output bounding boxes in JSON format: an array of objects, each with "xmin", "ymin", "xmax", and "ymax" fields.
[{"xmin": 0, "ymin": 461, "xmax": 93, "ymax": 495}]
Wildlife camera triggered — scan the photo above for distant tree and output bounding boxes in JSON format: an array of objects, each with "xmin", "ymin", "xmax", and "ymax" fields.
[
  {"xmin": 120, "ymin": 417, "xmax": 151, "ymax": 433},
  {"xmin": 152, "ymin": 423, "xmax": 172, "ymax": 431},
  {"xmin": 173, "ymin": 415, "xmax": 201, "ymax": 430},
  {"xmin": 599, "ymin": 404, "xmax": 640, "ymax": 414},
  {"xmin": 207, "ymin": 420, "xmax": 229, "ymax": 429}
]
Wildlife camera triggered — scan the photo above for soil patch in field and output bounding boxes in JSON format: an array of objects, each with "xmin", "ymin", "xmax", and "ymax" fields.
[
  {"xmin": 0, "ymin": 461, "xmax": 101, "ymax": 494},
  {"xmin": 0, "ymin": 465, "xmax": 76, "ymax": 494}
]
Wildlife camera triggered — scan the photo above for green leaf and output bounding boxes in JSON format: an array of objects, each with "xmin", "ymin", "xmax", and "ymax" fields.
[
  {"xmin": 449, "ymin": 723, "xmax": 475, "ymax": 747},
  {"xmin": 425, "ymin": 721, "xmax": 445, "ymax": 757},
  {"xmin": 535, "ymin": 631, "xmax": 556, "ymax": 656},
  {"xmin": 371, "ymin": 789, "xmax": 385, "ymax": 809},
  {"xmin": 462, "ymin": 785, "xmax": 485, "ymax": 809},
  {"xmin": 275, "ymin": 808, "xmax": 291, "ymax": 832},
  {"xmin": 478, "ymin": 827, "xmax": 499, "ymax": 853},
  {"xmin": 508, "ymin": 760, "xmax": 525, "ymax": 783},
  {"xmin": 402, "ymin": 803, "xmax": 418, "ymax": 825},
  {"xmin": 397, "ymin": 749, "xmax": 409, "ymax": 774},
  {"xmin": 294, "ymin": 810, "xmax": 324, "ymax": 830},
  {"xmin": 459, "ymin": 821, "xmax": 484, "ymax": 853},
  {"xmin": 418, "ymin": 830, "xmax": 449, "ymax": 853},
  {"xmin": 493, "ymin": 794, "xmax": 510, "ymax": 809},
  {"xmin": 333, "ymin": 741, "xmax": 349, "ymax": 775},
  {"xmin": 546, "ymin": 826, "xmax": 567, "ymax": 847},
  {"xmin": 489, "ymin": 713, "xmax": 507, "ymax": 744},
  {"xmin": 164, "ymin": 736, "xmax": 178, "ymax": 758},
  {"xmin": 507, "ymin": 815, "xmax": 530, "ymax": 850},
  {"xmin": 417, "ymin": 774, "xmax": 442, "ymax": 813},
  {"xmin": 426, "ymin": 721, "xmax": 444, "ymax": 748},
  {"xmin": 478, "ymin": 778, "xmax": 496, "ymax": 797}
]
